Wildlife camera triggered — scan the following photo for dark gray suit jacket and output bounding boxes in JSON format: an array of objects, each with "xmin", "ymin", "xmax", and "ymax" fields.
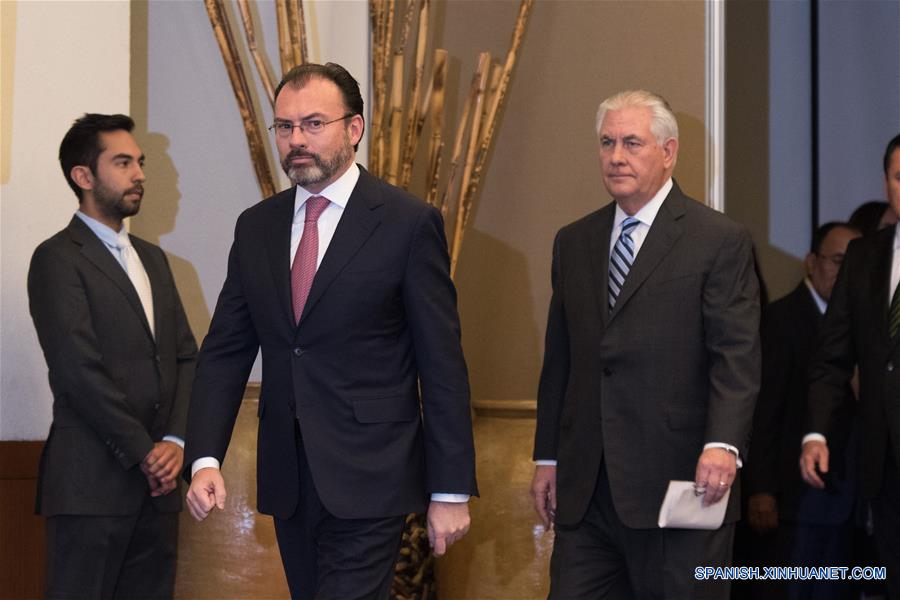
[
  {"xmin": 28, "ymin": 215, "xmax": 197, "ymax": 516},
  {"xmin": 534, "ymin": 182, "xmax": 760, "ymax": 528}
]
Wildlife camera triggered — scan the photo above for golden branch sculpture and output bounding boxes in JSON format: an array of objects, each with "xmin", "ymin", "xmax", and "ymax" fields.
[{"xmin": 369, "ymin": 0, "xmax": 534, "ymax": 279}]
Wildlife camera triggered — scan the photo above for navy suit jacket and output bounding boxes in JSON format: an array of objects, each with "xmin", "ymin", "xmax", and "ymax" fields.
[
  {"xmin": 809, "ymin": 226, "xmax": 900, "ymax": 499},
  {"xmin": 185, "ymin": 166, "xmax": 478, "ymax": 519}
]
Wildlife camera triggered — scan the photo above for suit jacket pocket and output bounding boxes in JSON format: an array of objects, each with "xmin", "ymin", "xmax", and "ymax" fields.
[{"xmin": 353, "ymin": 396, "xmax": 418, "ymax": 423}]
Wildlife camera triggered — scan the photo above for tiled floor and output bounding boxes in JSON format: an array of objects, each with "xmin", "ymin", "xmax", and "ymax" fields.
[{"xmin": 174, "ymin": 401, "xmax": 551, "ymax": 599}]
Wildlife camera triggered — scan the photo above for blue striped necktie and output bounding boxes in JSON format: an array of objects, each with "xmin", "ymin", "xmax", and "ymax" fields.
[{"xmin": 608, "ymin": 217, "xmax": 640, "ymax": 311}]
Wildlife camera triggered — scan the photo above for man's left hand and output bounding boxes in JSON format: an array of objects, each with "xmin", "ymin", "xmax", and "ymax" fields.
[
  {"xmin": 141, "ymin": 441, "xmax": 183, "ymax": 483},
  {"xmin": 694, "ymin": 447, "xmax": 736, "ymax": 506},
  {"xmin": 426, "ymin": 501, "xmax": 470, "ymax": 557}
]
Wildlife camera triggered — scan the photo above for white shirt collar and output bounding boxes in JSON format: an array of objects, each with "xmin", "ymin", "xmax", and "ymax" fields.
[
  {"xmin": 803, "ymin": 277, "xmax": 828, "ymax": 315},
  {"xmin": 613, "ymin": 178, "xmax": 673, "ymax": 231},
  {"xmin": 293, "ymin": 162, "xmax": 360, "ymax": 219},
  {"xmin": 75, "ymin": 210, "xmax": 127, "ymax": 248}
]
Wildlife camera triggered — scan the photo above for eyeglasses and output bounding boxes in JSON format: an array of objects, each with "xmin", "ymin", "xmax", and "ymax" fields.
[
  {"xmin": 816, "ymin": 253, "xmax": 845, "ymax": 267},
  {"xmin": 268, "ymin": 114, "xmax": 354, "ymax": 137}
]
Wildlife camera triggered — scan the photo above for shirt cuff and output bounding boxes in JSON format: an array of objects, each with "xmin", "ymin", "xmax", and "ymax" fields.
[
  {"xmin": 802, "ymin": 433, "xmax": 827, "ymax": 445},
  {"xmin": 191, "ymin": 457, "xmax": 221, "ymax": 478},
  {"xmin": 704, "ymin": 442, "xmax": 743, "ymax": 468},
  {"xmin": 535, "ymin": 460, "xmax": 558, "ymax": 466},
  {"xmin": 430, "ymin": 493, "xmax": 469, "ymax": 503},
  {"xmin": 162, "ymin": 435, "xmax": 185, "ymax": 448}
]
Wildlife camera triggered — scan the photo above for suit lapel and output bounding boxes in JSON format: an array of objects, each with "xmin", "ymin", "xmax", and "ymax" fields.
[
  {"xmin": 607, "ymin": 188, "xmax": 685, "ymax": 322},
  {"xmin": 298, "ymin": 168, "xmax": 384, "ymax": 326},
  {"xmin": 264, "ymin": 188, "xmax": 299, "ymax": 329},
  {"xmin": 67, "ymin": 217, "xmax": 156, "ymax": 341},
  {"xmin": 588, "ymin": 205, "xmax": 615, "ymax": 329}
]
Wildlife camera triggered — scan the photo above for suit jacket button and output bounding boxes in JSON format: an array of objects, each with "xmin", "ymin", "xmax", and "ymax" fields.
[
  {"xmin": 888, "ymin": 362, "xmax": 895, "ymax": 372},
  {"xmin": 293, "ymin": 347, "xmax": 304, "ymax": 357},
  {"xmin": 154, "ymin": 355, "xmax": 161, "ymax": 364},
  {"xmin": 154, "ymin": 403, "xmax": 161, "ymax": 410}
]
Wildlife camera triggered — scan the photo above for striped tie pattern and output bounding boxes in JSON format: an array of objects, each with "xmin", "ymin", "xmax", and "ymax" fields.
[
  {"xmin": 890, "ymin": 281, "xmax": 900, "ymax": 338},
  {"xmin": 608, "ymin": 217, "xmax": 640, "ymax": 311}
]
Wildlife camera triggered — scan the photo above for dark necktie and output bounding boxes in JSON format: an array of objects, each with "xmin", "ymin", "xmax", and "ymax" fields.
[
  {"xmin": 608, "ymin": 217, "xmax": 640, "ymax": 311},
  {"xmin": 291, "ymin": 196, "xmax": 330, "ymax": 323},
  {"xmin": 889, "ymin": 279, "xmax": 900, "ymax": 338}
]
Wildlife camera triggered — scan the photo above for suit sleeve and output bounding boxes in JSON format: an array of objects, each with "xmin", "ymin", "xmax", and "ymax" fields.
[
  {"xmin": 28, "ymin": 243, "xmax": 154, "ymax": 469},
  {"xmin": 533, "ymin": 231, "xmax": 569, "ymax": 461},
  {"xmin": 402, "ymin": 205, "xmax": 478, "ymax": 496},
  {"xmin": 183, "ymin": 217, "xmax": 261, "ymax": 476},
  {"xmin": 807, "ymin": 243, "xmax": 857, "ymax": 437},
  {"xmin": 745, "ymin": 303, "xmax": 790, "ymax": 495},
  {"xmin": 160, "ymin": 250, "xmax": 198, "ymax": 440},
  {"xmin": 700, "ymin": 226, "xmax": 761, "ymax": 457}
]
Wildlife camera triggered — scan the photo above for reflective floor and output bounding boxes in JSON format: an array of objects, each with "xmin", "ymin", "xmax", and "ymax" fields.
[{"xmin": 174, "ymin": 402, "xmax": 551, "ymax": 599}]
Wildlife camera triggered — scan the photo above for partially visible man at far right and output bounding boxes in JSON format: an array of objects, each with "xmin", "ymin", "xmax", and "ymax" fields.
[
  {"xmin": 802, "ymin": 133, "xmax": 900, "ymax": 599},
  {"xmin": 745, "ymin": 222, "xmax": 860, "ymax": 599}
]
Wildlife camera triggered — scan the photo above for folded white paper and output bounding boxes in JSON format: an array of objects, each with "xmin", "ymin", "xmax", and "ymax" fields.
[{"xmin": 657, "ymin": 480, "xmax": 729, "ymax": 530}]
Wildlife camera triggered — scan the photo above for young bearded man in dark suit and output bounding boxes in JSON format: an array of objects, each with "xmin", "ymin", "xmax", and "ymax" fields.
[
  {"xmin": 531, "ymin": 90, "xmax": 760, "ymax": 599},
  {"xmin": 28, "ymin": 113, "xmax": 197, "ymax": 598},
  {"xmin": 184, "ymin": 63, "xmax": 477, "ymax": 600},
  {"xmin": 802, "ymin": 133, "xmax": 900, "ymax": 599}
]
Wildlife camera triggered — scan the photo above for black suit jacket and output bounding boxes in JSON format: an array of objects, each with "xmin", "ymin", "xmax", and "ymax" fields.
[
  {"xmin": 809, "ymin": 225, "xmax": 900, "ymax": 499},
  {"xmin": 28, "ymin": 216, "xmax": 197, "ymax": 516},
  {"xmin": 185, "ymin": 167, "xmax": 477, "ymax": 520},
  {"xmin": 745, "ymin": 283, "xmax": 855, "ymax": 524},
  {"xmin": 534, "ymin": 182, "xmax": 760, "ymax": 528}
]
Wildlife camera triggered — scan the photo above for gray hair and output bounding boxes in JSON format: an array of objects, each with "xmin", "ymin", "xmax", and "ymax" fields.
[{"xmin": 595, "ymin": 90, "xmax": 679, "ymax": 145}]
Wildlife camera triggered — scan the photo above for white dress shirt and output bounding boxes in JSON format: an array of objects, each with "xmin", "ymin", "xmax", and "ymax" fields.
[{"xmin": 193, "ymin": 164, "xmax": 467, "ymax": 502}]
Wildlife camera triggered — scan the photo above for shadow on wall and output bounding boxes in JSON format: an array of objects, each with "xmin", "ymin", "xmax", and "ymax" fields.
[
  {"xmin": 129, "ymin": 132, "xmax": 211, "ymax": 342},
  {"xmin": 456, "ymin": 227, "xmax": 541, "ymax": 402}
]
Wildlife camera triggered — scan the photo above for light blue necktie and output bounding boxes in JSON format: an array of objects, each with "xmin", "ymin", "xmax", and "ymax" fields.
[{"xmin": 608, "ymin": 217, "xmax": 640, "ymax": 311}]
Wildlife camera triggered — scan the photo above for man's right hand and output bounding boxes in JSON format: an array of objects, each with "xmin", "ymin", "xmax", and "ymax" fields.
[
  {"xmin": 799, "ymin": 439, "xmax": 829, "ymax": 489},
  {"xmin": 747, "ymin": 492, "xmax": 778, "ymax": 533},
  {"xmin": 530, "ymin": 464, "xmax": 557, "ymax": 529},
  {"xmin": 186, "ymin": 467, "xmax": 227, "ymax": 522}
]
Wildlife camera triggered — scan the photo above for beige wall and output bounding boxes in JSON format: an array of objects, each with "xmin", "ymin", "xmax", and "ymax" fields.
[
  {"xmin": 725, "ymin": 1, "xmax": 804, "ymax": 304},
  {"xmin": 1, "ymin": 1, "xmax": 131, "ymax": 440},
  {"xmin": 438, "ymin": 1, "xmax": 708, "ymax": 402}
]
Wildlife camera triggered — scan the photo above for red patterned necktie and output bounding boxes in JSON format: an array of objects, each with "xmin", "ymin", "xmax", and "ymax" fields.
[{"xmin": 291, "ymin": 195, "xmax": 330, "ymax": 323}]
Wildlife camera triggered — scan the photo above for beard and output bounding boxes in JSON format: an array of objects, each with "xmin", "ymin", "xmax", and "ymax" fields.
[
  {"xmin": 93, "ymin": 178, "xmax": 143, "ymax": 222},
  {"xmin": 282, "ymin": 136, "xmax": 354, "ymax": 188}
]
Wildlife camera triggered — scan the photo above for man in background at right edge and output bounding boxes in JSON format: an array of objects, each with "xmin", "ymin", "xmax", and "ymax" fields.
[{"xmin": 802, "ymin": 133, "xmax": 900, "ymax": 599}]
